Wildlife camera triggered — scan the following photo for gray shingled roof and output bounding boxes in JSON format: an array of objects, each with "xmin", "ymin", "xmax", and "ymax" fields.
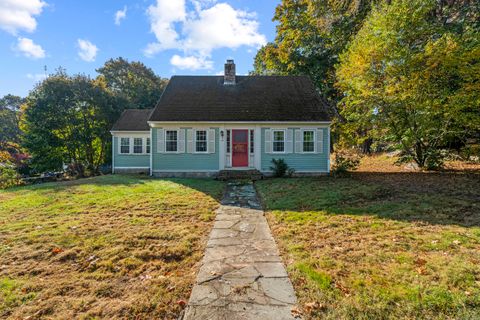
[
  {"xmin": 111, "ymin": 109, "xmax": 152, "ymax": 131},
  {"xmin": 149, "ymin": 76, "xmax": 332, "ymax": 122}
]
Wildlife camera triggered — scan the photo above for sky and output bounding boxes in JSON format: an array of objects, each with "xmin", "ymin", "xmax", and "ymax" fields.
[{"xmin": 0, "ymin": 0, "xmax": 278, "ymax": 97}]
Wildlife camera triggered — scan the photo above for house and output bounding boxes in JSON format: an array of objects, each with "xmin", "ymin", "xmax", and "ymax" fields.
[{"xmin": 110, "ymin": 60, "xmax": 332, "ymax": 177}]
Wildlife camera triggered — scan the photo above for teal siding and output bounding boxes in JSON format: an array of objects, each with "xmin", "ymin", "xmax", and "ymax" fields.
[
  {"xmin": 112, "ymin": 137, "xmax": 150, "ymax": 168},
  {"xmin": 152, "ymin": 128, "xmax": 219, "ymax": 171},
  {"xmin": 261, "ymin": 127, "xmax": 329, "ymax": 172}
]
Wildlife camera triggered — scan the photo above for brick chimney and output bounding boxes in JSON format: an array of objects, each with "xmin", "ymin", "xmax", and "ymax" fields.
[{"xmin": 224, "ymin": 59, "xmax": 236, "ymax": 85}]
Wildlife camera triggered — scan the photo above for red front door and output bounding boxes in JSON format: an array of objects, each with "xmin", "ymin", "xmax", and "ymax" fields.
[{"xmin": 232, "ymin": 129, "xmax": 249, "ymax": 167}]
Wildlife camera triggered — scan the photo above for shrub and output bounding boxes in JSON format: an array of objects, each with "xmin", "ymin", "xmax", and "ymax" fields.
[
  {"xmin": 460, "ymin": 145, "xmax": 480, "ymax": 163},
  {"xmin": 270, "ymin": 158, "xmax": 294, "ymax": 177},
  {"xmin": 0, "ymin": 164, "xmax": 20, "ymax": 189},
  {"xmin": 332, "ymin": 151, "xmax": 361, "ymax": 175}
]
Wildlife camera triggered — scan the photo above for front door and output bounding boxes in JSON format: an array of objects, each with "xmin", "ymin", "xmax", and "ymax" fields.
[{"xmin": 232, "ymin": 129, "xmax": 248, "ymax": 167}]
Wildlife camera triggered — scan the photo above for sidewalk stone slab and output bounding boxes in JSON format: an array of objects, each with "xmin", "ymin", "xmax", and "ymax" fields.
[{"xmin": 182, "ymin": 182, "xmax": 298, "ymax": 320}]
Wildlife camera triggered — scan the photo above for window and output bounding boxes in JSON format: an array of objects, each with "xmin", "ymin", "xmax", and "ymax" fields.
[
  {"xmin": 273, "ymin": 130, "xmax": 285, "ymax": 152},
  {"xmin": 146, "ymin": 138, "xmax": 151, "ymax": 154},
  {"xmin": 120, "ymin": 137, "xmax": 130, "ymax": 154},
  {"xmin": 250, "ymin": 130, "xmax": 254, "ymax": 153},
  {"xmin": 226, "ymin": 130, "xmax": 231, "ymax": 153},
  {"xmin": 303, "ymin": 130, "xmax": 315, "ymax": 152},
  {"xmin": 195, "ymin": 130, "xmax": 207, "ymax": 152},
  {"xmin": 133, "ymin": 138, "xmax": 143, "ymax": 154},
  {"xmin": 165, "ymin": 130, "xmax": 178, "ymax": 152}
]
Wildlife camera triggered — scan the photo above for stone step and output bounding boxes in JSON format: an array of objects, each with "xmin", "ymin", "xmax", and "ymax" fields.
[{"xmin": 216, "ymin": 169, "xmax": 264, "ymax": 181}]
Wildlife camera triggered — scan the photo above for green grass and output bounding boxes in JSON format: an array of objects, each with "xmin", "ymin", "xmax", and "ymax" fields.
[
  {"xmin": 256, "ymin": 173, "xmax": 480, "ymax": 319},
  {"xmin": 0, "ymin": 175, "xmax": 225, "ymax": 319}
]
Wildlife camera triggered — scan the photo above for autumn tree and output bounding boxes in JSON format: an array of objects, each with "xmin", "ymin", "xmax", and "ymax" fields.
[{"xmin": 336, "ymin": 0, "xmax": 480, "ymax": 168}]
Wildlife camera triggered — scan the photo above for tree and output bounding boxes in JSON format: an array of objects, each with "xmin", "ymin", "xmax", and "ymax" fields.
[
  {"xmin": 96, "ymin": 57, "xmax": 168, "ymax": 110},
  {"xmin": 0, "ymin": 94, "xmax": 24, "ymax": 150},
  {"xmin": 252, "ymin": 0, "xmax": 382, "ymax": 107},
  {"xmin": 21, "ymin": 70, "xmax": 118, "ymax": 174},
  {"xmin": 336, "ymin": 0, "xmax": 480, "ymax": 168}
]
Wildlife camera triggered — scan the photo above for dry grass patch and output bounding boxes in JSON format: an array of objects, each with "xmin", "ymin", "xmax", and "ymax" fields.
[
  {"xmin": 0, "ymin": 175, "xmax": 224, "ymax": 319},
  {"xmin": 256, "ymin": 160, "xmax": 480, "ymax": 319}
]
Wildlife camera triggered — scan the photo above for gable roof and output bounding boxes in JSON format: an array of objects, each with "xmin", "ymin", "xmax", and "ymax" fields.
[
  {"xmin": 111, "ymin": 109, "xmax": 153, "ymax": 131},
  {"xmin": 149, "ymin": 76, "xmax": 332, "ymax": 122}
]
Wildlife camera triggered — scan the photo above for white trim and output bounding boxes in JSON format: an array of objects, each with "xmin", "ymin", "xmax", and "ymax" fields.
[
  {"xmin": 152, "ymin": 169, "xmax": 218, "ymax": 173},
  {"xmin": 262, "ymin": 170, "xmax": 329, "ymax": 173},
  {"xmin": 119, "ymin": 137, "xmax": 131, "ymax": 154},
  {"xmin": 272, "ymin": 129, "xmax": 286, "ymax": 154},
  {"xmin": 149, "ymin": 129, "xmax": 153, "ymax": 176},
  {"xmin": 194, "ymin": 129, "xmax": 209, "ymax": 153},
  {"xmin": 254, "ymin": 126, "xmax": 261, "ymax": 170},
  {"xmin": 149, "ymin": 121, "xmax": 331, "ymax": 126},
  {"xmin": 327, "ymin": 126, "xmax": 331, "ymax": 173},
  {"xmin": 112, "ymin": 136, "xmax": 115, "ymax": 174},
  {"xmin": 114, "ymin": 166, "xmax": 150, "ymax": 169},
  {"xmin": 111, "ymin": 130, "xmax": 149, "ymax": 134}
]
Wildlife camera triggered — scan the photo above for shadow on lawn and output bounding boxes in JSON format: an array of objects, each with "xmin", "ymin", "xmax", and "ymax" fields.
[{"xmin": 257, "ymin": 171, "xmax": 480, "ymax": 228}]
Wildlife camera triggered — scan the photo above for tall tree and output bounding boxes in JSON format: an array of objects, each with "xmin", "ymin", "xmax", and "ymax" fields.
[
  {"xmin": 96, "ymin": 57, "xmax": 168, "ymax": 110},
  {"xmin": 0, "ymin": 94, "xmax": 24, "ymax": 150},
  {"xmin": 252, "ymin": 0, "xmax": 382, "ymax": 108},
  {"xmin": 336, "ymin": 0, "xmax": 480, "ymax": 168},
  {"xmin": 22, "ymin": 70, "xmax": 118, "ymax": 174}
]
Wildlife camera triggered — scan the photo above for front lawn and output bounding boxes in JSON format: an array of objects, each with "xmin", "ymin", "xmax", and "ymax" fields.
[
  {"xmin": 0, "ymin": 175, "xmax": 224, "ymax": 319},
  {"xmin": 256, "ymin": 171, "xmax": 480, "ymax": 319}
]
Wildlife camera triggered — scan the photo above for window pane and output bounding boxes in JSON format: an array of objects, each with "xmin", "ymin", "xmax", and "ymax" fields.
[
  {"xmin": 273, "ymin": 131, "xmax": 284, "ymax": 142},
  {"xmin": 133, "ymin": 138, "xmax": 143, "ymax": 154},
  {"xmin": 303, "ymin": 131, "xmax": 314, "ymax": 152},
  {"xmin": 120, "ymin": 138, "xmax": 130, "ymax": 154},
  {"xmin": 146, "ymin": 138, "xmax": 150, "ymax": 154},
  {"xmin": 195, "ymin": 130, "xmax": 207, "ymax": 152},
  {"xmin": 166, "ymin": 130, "xmax": 177, "ymax": 152},
  {"xmin": 250, "ymin": 130, "xmax": 254, "ymax": 153},
  {"xmin": 273, "ymin": 142, "xmax": 284, "ymax": 152},
  {"xmin": 233, "ymin": 130, "xmax": 247, "ymax": 142},
  {"xmin": 226, "ymin": 130, "xmax": 231, "ymax": 153},
  {"xmin": 273, "ymin": 131, "xmax": 285, "ymax": 152}
]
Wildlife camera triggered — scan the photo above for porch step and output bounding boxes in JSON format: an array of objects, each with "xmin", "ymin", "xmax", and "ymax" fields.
[{"xmin": 217, "ymin": 169, "xmax": 264, "ymax": 181}]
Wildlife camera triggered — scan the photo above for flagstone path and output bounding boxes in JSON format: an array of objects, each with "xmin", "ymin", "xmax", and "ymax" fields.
[{"xmin": 182, "ymin": 182, "xmax": 298, "ymax": 320}]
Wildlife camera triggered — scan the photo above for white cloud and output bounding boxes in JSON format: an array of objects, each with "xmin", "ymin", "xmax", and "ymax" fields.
[
  {"xmin": 0, "ymin": 0, "xmax": 46, "ymax": 35},
  {"xmin": 15, "ymin": 37, "xmax": 45, "ymax": 59},
  {"xmin": 144, "ymin": 0, "xmax": 266, "ymax": 71},
  {"xmin": 114, "ymin": 6, "xmax": 127, "ymax": 25},
  {"xmin": 145, "ymin": 0, "xmax": 186, "ymax": 56},
  {"xmin": 170, "ymin": 54, "xmax": 213, "ymax": 70},
  {"xmin": 26, "ymin": 73, "xmax": 47, "ymax": 81},
  {"xmin": 77, "ymin": 39, "xmax": 98, "ymax": 62}
]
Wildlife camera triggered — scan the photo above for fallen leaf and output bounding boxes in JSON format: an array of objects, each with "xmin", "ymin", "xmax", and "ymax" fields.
[
  {"xmin": 176, "ymin": 299, "xmax": 187, "ymax": 307},
  {"xmin": 52, "ymin": 247, "xmax": 63, "ymax": 254},
  {"xmin": 291, "ymin": 306, "xmax": 303, "ymax": 318}
]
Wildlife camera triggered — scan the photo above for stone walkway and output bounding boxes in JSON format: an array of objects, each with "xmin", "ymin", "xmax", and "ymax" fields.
[{"xmin": 182, "ymin": 182, "xmax": 298, "ymax": 320}]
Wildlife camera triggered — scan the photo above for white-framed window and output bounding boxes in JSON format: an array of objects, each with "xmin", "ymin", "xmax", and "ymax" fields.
[
  {"xmin": 165, "ymin": 130, "xmax": 178, "ymax": 152},
  {"xmin": 272, "ymin": 130, "xmax": 285, "ymax": 153},
  {"xmin": 195, "ymin": 130, "xmax": 208, "ymax": 152},
  {"xmin": 250, "ymin": 130, "xmax": 254, "ymax": 154},
  {"xmin": 120, "ymin": 137, "xmax": 130, "ymax": 154},
  {"xmin": 133, "ymin": 138, "xmax": 143, "ymax": 154},
  {"xmin": 146, "ymin": 138, "xmax": 151, "ymax": 154},
  {"xmin": 303, "ymin": 130, "xmax": 315, "ymax": 153}
]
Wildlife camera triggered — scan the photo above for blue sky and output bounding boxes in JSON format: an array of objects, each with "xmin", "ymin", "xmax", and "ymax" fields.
[{"xmin": 0, "ymin": 0, "xmax": 278, "ymax": 97}]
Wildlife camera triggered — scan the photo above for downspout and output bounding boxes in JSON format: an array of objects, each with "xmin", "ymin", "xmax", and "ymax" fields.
[
  {"xmin": 111, "ymin": 135, "xmax": 115, "ymax": 174},
  {"xmin": 149, "ymin": 128, "xmax": 153, "ymax": 176}
]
